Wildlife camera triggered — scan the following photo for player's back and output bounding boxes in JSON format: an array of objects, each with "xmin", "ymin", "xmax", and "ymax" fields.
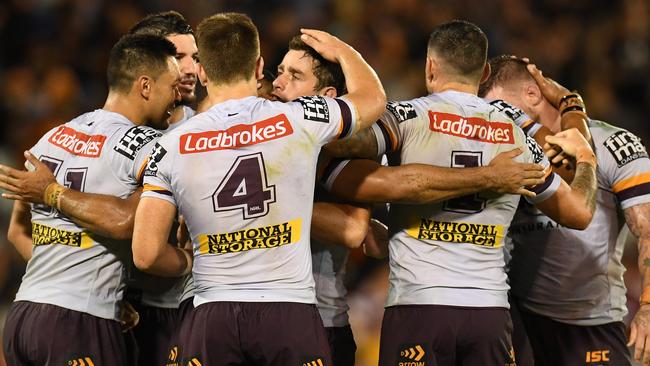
[
  {"xmin": 16, "ymin": 109, "xmax": 160, "ymax": 320},
  {"xmin": 144, "ymin": 95, "xmax": 357, "ymax": 306},
  {"xmin": 386, "ymin": 90, "xmax": 550, "ymax": 308},
  {"xmin": 508, "ymin": 119, "xmax": 650, "ymax": 325}
]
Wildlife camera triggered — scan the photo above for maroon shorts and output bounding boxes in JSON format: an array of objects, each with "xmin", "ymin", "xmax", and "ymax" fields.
[
  {"xmin": 517, "ymin": 305, "xmax": 632, "ymax": 365},
  {"xmin": 177, "ymin": 301, "xmax": 331, "ymax": 366},
  {"xmin": 379, "ymin": 305, "xmax": 515, "ymax": 366},
  {"xmin": 509, "ymin": 295, "xmax": 534, "ymax": 366},
  {"xmin": 3, "ymin": 301, "xmax": 128, "ymax": 366},
  {"xmin": 130, "ymin": 302, "xmax": 182, "ymax": 366},
  {"xmin": 325, "ymin": 325, "xmax": 356, "ymax": 366}
]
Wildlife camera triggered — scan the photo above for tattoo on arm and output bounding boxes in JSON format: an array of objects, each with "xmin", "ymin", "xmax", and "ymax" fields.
[
  {"xmin": 570, "ymin": 162, "xmax": 597, "ymax": 213},
  {"xmin": 625, "ymin": 203, "xmax": 650, "ymax": 287},
  {"xmin": 324, "ymin": 128, "xmax": 378, "ymax": 159}
]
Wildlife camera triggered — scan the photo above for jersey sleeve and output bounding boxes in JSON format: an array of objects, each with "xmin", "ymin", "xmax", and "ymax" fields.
[
  {"xmin": 521, "ymin": 134, "xmax": 562, "ymax": 204},
  {"xmin": 110, "ymin": 125, "xmax": 163, "ymax": 184},
  {"xmin": 600, "ymin": 129, "xmax": 650, "ymax": 209},
  {"xmin": 371, "ymin": 101, "xmax": 413, "ymax": 156},
  {"xmin": 286, "ymin": 95, "xmax": 357, "ymax": 145},
  {"xmin": 489, "ymin": 99, "xmax": 542, "ymax": 138},
  {"xmin": 141, "ymin": 139, "xmax": 177, "ymax": 206}
]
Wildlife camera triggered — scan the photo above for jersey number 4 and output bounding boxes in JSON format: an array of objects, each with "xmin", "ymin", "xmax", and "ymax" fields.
[
  {"xmin": 443, "ymin": 151, "xmax": 487, "ymax": 214},
  {"xmin": 212, "ymin": 153, "xmax": 276, "ymax": 219}
]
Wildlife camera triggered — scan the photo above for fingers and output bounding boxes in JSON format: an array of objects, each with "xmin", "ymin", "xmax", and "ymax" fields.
[
  {"xmin": 0, "ymin": 177, "xmax": 22, "ymax": 192},
  {"xmin": 0, "ymin": 163, "xmax": 21, "ymax": 179},
  {"xmin": 300, "ymin": 28, "xmax": 327, "ymax": 42},
  {"xmin": 629, "ymin": 324, "xmax": 638, "ymax": 347},
  {"xmin": 515, "ymin": 188, "xmax": 536, "ymax": 198},
  {"xmin": 522, "ymin": 178, "xmax": 545, "ymax": 186},
  {"xmin": 499, "ymin": 147, "xmax": 523, "ymax": 159},
  {"xmin": 1, "ymin": 193, "xmax": 23, "ymax": 201},
  {"xmin": 644, "ymin": 336, "xmax": 650, "ymax": 365}
]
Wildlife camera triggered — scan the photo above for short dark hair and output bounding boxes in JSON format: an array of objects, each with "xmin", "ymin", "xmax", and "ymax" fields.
[
  {"xmin": 478, "ymin": 55, "xmax": 532, "ymax": 97},
  {"xmin": 196, "ymin": 12, "xmax": 259, "ymax": 84},
  {"xmin": 129, "ymin": 11, "xmax": 193, "ymax": 37},
  {"xmin": 288, "ymin": 35, "xmax": 347, "ymax": 95},
  {"xmin": 428, "ymin": 20, "xmax": 488, "ymax": 81},
  {"xmin": 107, "ymin": 34, "xmax": 177, "ymax": 92}
]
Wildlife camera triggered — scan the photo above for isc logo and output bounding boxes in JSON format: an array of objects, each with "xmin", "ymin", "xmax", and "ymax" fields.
[{"xmin": 586, "ymin": 350, "xmax": 610, "ymax": 363}]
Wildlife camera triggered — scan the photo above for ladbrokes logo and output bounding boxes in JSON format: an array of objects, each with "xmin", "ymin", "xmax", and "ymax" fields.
[
  {"xmin": 399, "ymin": 344, "xmax": 425, "ymax": 365},
  {"xmin": 198, "ymin": 218, "xmax": 302, "ymax": 254},
  {"xmin": 180, "ymin": 114, "xmax": 293, "ymax": 153},
  {"xmin": 406, "ymin": 218, "xmax": 505, "ymax": 248},
  {"xmin": 49, "ymin": 126, "xmax": 106, "ymax": 157},
  {"xmin": 428, "ymin": 111, "xmax": 514, "ymax": 144},
  {"xmin": 32, "ymin": 222, "xmax": 93, "ymax": 248}
]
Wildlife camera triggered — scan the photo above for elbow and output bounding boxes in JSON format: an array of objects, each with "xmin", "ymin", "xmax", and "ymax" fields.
[
  {"xmin": 342, "ymin": 219, "xmax": 370, "ymax": 249},
  {"xmin": 112, "ymin": 217, "xmax": 135, "ymax": 241},
  {"xmin": 133, "ymin": 246, "xmax": 157, "ymax": 273},
  {"xmin": 560, "ymin": 209, "xmax": 594, "ymax": 230}
]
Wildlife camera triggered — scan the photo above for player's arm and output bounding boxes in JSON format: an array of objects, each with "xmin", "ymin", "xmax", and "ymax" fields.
[
  {"xmin": 132, "ymin": 197, "xmax": 191, "ymax": 277},
  {"xmin": 323, "ymin": 148, "xmax": 546, "ymax": 204},
  {"xmin": 363, "ymin": 218, "xmax": 389, "ymax": 259},
  {"xmin": 625, "ymin": 203, "xmax": 650, "ymax": 364},
  {"xmin": 7, "ymin": 201, "xmax": 33, "ymax": 261},
  {"xmin": 531, "ymin": 129, "xmax": 598, "ymax": 229},
  {"xmin": 300, "ymin": 29, "xmax": 386, "ymax": 131},
  {"xmin": 311, "ymin": 201, "xmax": 370, "ymax": 249},
  {"xmin": 0, "ymin": 151, "xmax": 139, "ymax": 240}
]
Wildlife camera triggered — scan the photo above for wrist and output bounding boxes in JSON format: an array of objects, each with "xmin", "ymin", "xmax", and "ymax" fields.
[
  {"xmin": 43, "ymin": 182, "xmax": 67, "ymax": 210},
  {"xmin": 179, "ymin": 248, "xmax": 193, "ymax": 276},
  {"xmin": 640, "ymin": 289, "xmax": 650, "ymax": 306},
  {"xmin": 575, "ymin": 148, "xmax": 597, "ymax": 168}
]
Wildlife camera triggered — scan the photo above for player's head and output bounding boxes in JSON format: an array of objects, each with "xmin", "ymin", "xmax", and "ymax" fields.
[
  {"xmin": 479, "ymin": 55, "xmax": 555, "ymax": 125},
  {"xmin": 129, "ymin": 11, "xmax": 198, "ymax": 105},
  {"xmin": 196, "ymin": 12, "xmax": 263, "ymax": 87},
  {"xmin": 272, "ymin": 35, "xmax": 346, "ymax": 102},
  {"xmin": 107, "ymin": 33, "xmax": 181, "ymax": 129},
  {"xmin": 425, "ymin": 20, "xmax": 489, "ymax": 93}
]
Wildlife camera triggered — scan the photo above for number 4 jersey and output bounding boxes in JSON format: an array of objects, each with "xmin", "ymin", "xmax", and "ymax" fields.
[
  {"xmin": 16, "ymin": 109, "xmax": 161, "ymax": 320},
  {"xmin": 371, "ymin": 91, "xmax": 560, "ymax": 308},
  {"xmin": 142, "ymin": 95, "xmax": 356, "ymax": 306}
]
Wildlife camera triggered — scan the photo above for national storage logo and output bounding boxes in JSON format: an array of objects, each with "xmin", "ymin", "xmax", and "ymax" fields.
[
  {"xmin": 180, "ymin": 114, "xmax": 293, "ymax": 153},
  {"xmin": 406, "ymin": 218, "xmax": 504, "ymax": 248},
  {"xmin": 428, "ymin": 111, "xmax": 514, "ymax": 144},
  {"xmin": 198, "ymin": 218, "xmax": 302, "ymax": 254},
  {"xmin": 48, "ymin": 126, "xmax": 106, "ymax": 157},
  {"xmin": 32, "ymin": 222, "xmax": 93, "ymax": 248}
]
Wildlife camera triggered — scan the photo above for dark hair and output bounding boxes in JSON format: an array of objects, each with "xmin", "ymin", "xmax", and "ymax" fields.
[
  {"xmin": 478, "ymin": 55, "xmax": 532, "ymax": 97},
  {"xmin": 288, "ymin": 35, "xmax": 347, "ymax": 95},
  {"xmin": 106, "ymin": 34, "xmax": 177, "ymax": 92},
  {"xmin": 129, "ymin": 11, "xmax": 193, "ymax": 37},
  {"xmin": 428, "ymin": 20, "xmax": 488, "ymax": 81},
  {"xmin": 196, "ymin": 12, "xmax": 259, "ymax": 84}
]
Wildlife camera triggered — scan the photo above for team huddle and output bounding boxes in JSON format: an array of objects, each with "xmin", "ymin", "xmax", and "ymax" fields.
[{"xmin": 0, "ymin": 9, "xmax": 649, "ymax": 366}]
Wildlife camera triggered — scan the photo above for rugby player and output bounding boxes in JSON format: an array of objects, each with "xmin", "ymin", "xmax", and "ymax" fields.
[
  {"xmin": 318, "ymin": 20, "xmax": 598, "ymax": 365},
  {"xmin": 132, "ymin": 13, "xmax": 386, "ymax": 366},
  {"xmin": 1, "ymin": 33, "xmax": 181, "ymax": 365},
  {"xmin": 481, "ymin": 56, "xmax": 650, "ymax": 366}
]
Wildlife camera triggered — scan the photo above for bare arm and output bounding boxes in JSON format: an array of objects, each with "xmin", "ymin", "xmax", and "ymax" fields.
[
  {"xmin": 624, "ymin": 203, "xmax": 650, "ymax": 365},
  {"xmin": 533, "ymin": 130, "xmax": 598, "ymax": 229},
  {"xmin": 132, "ymin": 197, "xmax": 191, "ymax": 277},
  {"xmin": 7, "ymin": 201, "xmax": 33, "ymax": 261},
  {"xmin": 363, "ymin": 218, "xmax": 389, "ymax": 259},
  {"xmin": 323, "ymin": 127, "xmax": 379, "ymax": 159},
  {"xmin": 311, "ymin": 201, "xmax": 370, "ymax": 249},
  {"xmin": 300, "ymin": 29, "xmax": 386, "ymax": 131},
  {"xmin": 0, "ymin": 151, "xmax": 139, "ymax": 240},
  {"xmin": 328, "ymin": 148, "xmax": 545, "ymax": 203}
]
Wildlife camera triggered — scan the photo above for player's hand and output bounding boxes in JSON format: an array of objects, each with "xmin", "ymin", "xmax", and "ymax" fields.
[
  {"xmin": 119, "ymin": 301, "xmax": 140, "ymax": 332},
  {"xmin": 176, "ymin": 215, "xmax": 191, "ymax": 250},
  {"xmin": 628, "ymin": 305, "xmax": 650, "ymax": 365},
  {"xmin": 527, "ymin": 63, "xmax": 571, "ymax": 109},
  {"xmin": 300, "ymin": 28, "xmax": 353, "ymax": 64},
  {"xmin": 0, "ymin": 151, "xmax": 56, "ymax": 203},
  {"xmin": 487, "ymin": 148, "xmax": 546, "ymax": 198},
  {"xmin": 363, "ymin": 219, "xmax": 389, "ymax": 259},
  {"xmin": 544, "ymin": 128, "xmax": 593, "ymax": 164}
]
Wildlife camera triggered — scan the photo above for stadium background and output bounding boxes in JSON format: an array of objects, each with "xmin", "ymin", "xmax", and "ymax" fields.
[{"xmin": 0, "ymin": 0, "xmax": 647, "ymax": 365}]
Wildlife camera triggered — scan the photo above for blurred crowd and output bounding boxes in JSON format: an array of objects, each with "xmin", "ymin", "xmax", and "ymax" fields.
[{"xmin": 0, "ymin": 0, "xmax": 648, "ymax": 365}]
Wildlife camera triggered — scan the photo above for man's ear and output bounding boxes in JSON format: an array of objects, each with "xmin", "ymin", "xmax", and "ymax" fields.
[
  {"xmin": 480, "ymin": 63, "xmax": 491, "ymax": 84},
  {"xmin": 525, "ymin": 83, "xmax": 544, "ymax": 108},
  {"xmin": 138, "ymin": 76, "xmax": 152, "ymax": 100},
  {"xmin": 321, "ymin": 86, "xmax": 338, "ymax": 98},
  {"xmin": 425, "ymin": 57, "xmax": 436, "ymax": 84},
  {"xmin": 198, "ymin": 64, "xmax": 208, "ymax": 86},
  {"xmin": 255, "ymin": 56, "xmax": 265, "ymax": 81}
]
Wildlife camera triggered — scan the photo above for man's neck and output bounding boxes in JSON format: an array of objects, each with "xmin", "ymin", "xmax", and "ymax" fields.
[
  {"xmin": 169, "ymin": 105, "xmax": 187, "ymax": 124},
  {"xmin": 433, "ymin": 80, "xmax": 479, "ymax": 95},
  {"xmin": 539, "ymin": 102, "xmax": 561, "ymax": 133},
  {"xmin": 103, "ymin": 91, "xmax": 146, "ymax": 126},
  {"xmin": 203, "ymin": 78, "xmax": 258, "ymax": 110}
]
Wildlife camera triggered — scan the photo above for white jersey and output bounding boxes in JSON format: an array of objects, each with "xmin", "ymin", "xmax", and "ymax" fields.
[
  {"xmin": 142, "ymin": 95, "xmax": 357, "ymax": 306},
  {"xmin": 508, "ymin": 120, "xmax": 650, "ymax": 325},
  {"xmin": 16, "ymin": 109, "xmax": 160, "ymax": 320},
  {"xmin": 363, "ymin": 91, "xmax": 560, "ymax": 308}
]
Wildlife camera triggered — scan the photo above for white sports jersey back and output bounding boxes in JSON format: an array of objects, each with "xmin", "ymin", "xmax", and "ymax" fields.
[
  {"xmin": 381, "ymin": 91, "xmax": 560, "ymax": 308},
  {"xmin": 142, "ymin": 96, "xmax": 356, "ymax": 306},
  {"xmin": 16, "ymin": 109, "xmax": 160, "ymax": 320},
  {"xmin": 508, "ymin": 120, "xmax": 650, "ymax": 325}
]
